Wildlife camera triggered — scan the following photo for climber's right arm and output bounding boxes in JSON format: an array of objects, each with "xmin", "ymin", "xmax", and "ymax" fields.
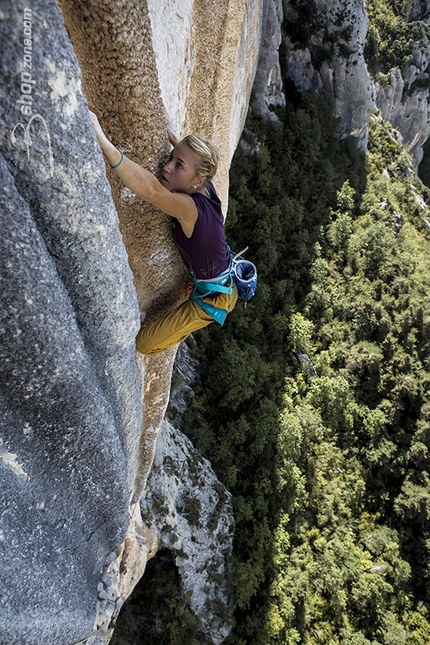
[{"xmin": 89, "ymin": 112, "xmax": 198, "ymax": 236}]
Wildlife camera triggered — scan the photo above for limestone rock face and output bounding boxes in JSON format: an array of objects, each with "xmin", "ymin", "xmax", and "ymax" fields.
[
  {"xmin": 374, "ymin": 52, "xmax": 430, "ymax": 167},
  {"xmin": 370, "ymin": 0, "xmax": 430, "ymax": 168},
  {"xmin": 251, "ymin": 0, "xmax": 430, "ymax": 164},
  {"xmin": 0, "ymin": 1, "xmax": 142, "ymax": 643},
  {"xmin": 280, "ymin": 0, "xmax": 374, "ymax": 146},
  {"xmin": 1, "ymin": 0, "xmax": 265, "ymax": 643},
  {"xmin": 147, "ymin": 0, "xmax": 265, "ymax": 207},
  {"xmin": 263, "ymin": 0, "xmax": 430, "ymax": 165},
  {"xmin": 142, "ymin": 420, "xmax": 235, "ymax": 645},
  {"xmin": 407, "ymin": 0, "xmax": 430, "ymax": 23},
  {"xmin": 252, "ymin": 0, "xmax": 286, "ymax": 118}
]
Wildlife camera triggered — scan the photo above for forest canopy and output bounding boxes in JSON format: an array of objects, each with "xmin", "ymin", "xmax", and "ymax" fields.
[{"xmin": 179, "ymin": 94, "xmax": 430, "ymax": 644}]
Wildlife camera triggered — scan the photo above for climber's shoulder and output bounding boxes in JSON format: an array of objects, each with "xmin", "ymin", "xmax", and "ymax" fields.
[{"xmin": 144, "ymin": 182, "xmax": 198, "ymax": 237}]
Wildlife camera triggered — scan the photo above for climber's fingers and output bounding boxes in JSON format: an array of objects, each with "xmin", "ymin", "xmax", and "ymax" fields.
[{"xmin": 89, "ymin": 111, "xmax": 105, "ymax": 139}]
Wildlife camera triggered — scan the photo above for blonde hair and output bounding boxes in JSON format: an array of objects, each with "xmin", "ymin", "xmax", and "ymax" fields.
[{"xmin": 182, "ymin": 133, "xmax": 218, "ymax": 181}]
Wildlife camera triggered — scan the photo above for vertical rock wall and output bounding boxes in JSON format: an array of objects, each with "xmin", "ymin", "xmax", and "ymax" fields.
[
  {"xmin": 143, "ymin": 420, "xmax": 235, "ymax": 645},
  {"xmin": 251, "ymin": 0, "xmax": 286, "ymax": 117},
  {"xmin": 263, "ymin": 0, "xmax": 430, "ymax": 165},
  {"xmin": 280, "ymin": 0, "xmax": 373, "ymax": 146},
  {"xmin": 146, "ymin": 0, "xmax": 265, "ymax": 207},
  {"xmin": 0, "ymin": 0, "xmax": 266, "ymax": 643},
  {"xmin": 57, "ymin": 0, "xmax": 185, "ymax": 505},
  {"xmin": 0, "ymin": 0, "xmax": 142, "ymax": 643},
  {"xmin": 374, "ymin": 45, "xmax": 430, "ymax": 168}
]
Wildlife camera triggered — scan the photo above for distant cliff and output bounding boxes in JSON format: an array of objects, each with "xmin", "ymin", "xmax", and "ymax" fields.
[{"xmin": 254, "ymin": 0, "xmax": 430, "ymax": 166}]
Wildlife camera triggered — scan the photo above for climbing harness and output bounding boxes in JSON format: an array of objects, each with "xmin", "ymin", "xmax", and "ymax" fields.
[
  {"xmin": 189, "ymin": 259, "xmax": 235, "ymax": 326},
  {"xmin": 189, "ymin": 247, "xmax": 257, "ymax": 326}
]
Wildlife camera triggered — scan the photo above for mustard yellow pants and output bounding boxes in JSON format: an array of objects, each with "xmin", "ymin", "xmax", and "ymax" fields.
[{"xmin": 136, "ymin": 286, "xmax": 238, "ymax": 355}]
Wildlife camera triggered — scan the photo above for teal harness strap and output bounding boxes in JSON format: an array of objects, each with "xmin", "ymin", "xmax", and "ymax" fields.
[
  {"xmin": 190, "ymin": 281, "xmax": 232, "ymax": 298},
  {"xmin": 190, "ymin": 297, "xmax": 229, "ymax": 326},
  {"xmin": 189, "ymin": 267, "xmax": 235, "ymax": 326}
]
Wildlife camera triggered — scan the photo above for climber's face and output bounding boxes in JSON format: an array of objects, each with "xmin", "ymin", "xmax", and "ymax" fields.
[{"xmin": 160, "ymin": 142, "xmax": 203, "ymax": 194}]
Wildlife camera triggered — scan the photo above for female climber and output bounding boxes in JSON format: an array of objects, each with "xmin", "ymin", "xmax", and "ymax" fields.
[{"xmin": 89, "ymin": 111, "xmax": 238, "ymax": 355}]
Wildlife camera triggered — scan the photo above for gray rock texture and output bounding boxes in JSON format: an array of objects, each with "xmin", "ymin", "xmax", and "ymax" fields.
[
  {"xmin": 250, "ymin": 0, "xmax": 430, "ymax": 166},
  {"xmin": 407, "ymin": 0, "xmax": 430, "ymax": 23},
  {"xmin": 14, "ymin": 0, "xmax": 430, "ymax": 640},
  {"xmin": 143, "ymin": 420, "xmax": 235, "ymax": 645},
  {"xmin": 279, "ymin": 0, "xmax": 373, "ymax": 147},
  {"xmin": 374, "ymin": 49, "xmax": 430, "ymax": 168},
  {"xmin": 370, "ymin": 0, "xmax": 430, "ymax": 168},
  {"xmin": 258, "ymin": 0, "xmax": 430, "ymax": 165},
  {"xmin": 252, "ymin": 0, "xmax": 286, "ymax": 118},
  {"xmin": 1, "ymin": 0, "xmax": 142, "ymax": 642}
]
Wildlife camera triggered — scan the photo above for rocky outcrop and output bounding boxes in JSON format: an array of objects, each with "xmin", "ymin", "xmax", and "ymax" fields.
[
  {"xmin": 407, "ymin": 0, "xmax": 430, "ymax": 24},
  {"xmin": 1, "ymin": 0, "xmax": 265, "ymax": 643},
  {"xmin": 374, "ymin": 45, "xmax": 430, "ymax": 168},
  {"xmin": 252, "ymin": 0, "xmax": 286, "ymax": 118},
  {"xmin": 143, "ymin": 420, "xmax": 234, "ymax": 645},
  {"xmin": 369, "ymin": 0, "xmax": 430, "ymax": 169},
  {"xmin": 250, "ymin": 0, "xmax": 430, "ymax": 166},
  {"xmin": 279, "ymin": 0, "xmax": 374, "ymax": 146},
  {"xmin": 266, "ymin": 0, "xmax": 430, "ymax": 166},
  {"xmin": 82, "ymin": 418, "xmax": 234, "ymax": 645}
]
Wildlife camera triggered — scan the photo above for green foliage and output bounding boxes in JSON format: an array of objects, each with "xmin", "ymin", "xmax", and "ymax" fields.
[
  {"xmin": 282, "ymin": 0, "xmax": 323, "ymax": 50},
  {"xmin": 289, "ymin": 312, "xmax": 315, "ymax": 353},
  {"xmin": 111, "ymin": 551, "xmax": 200, "ymax": 645},
  {"xmin": 364, "ymin": 0, "xmax": 427, "ymax": 74},
  {"xmin": 176, "ymin": 94, "xmax": 366, "ymax": 645},
  {"xmin": 178, "ymin": 99, "xmax": 430, "ymax": 645},
  {"xmin": 177, "ymin": 494, "xmax": 202, "ymax": 527}
]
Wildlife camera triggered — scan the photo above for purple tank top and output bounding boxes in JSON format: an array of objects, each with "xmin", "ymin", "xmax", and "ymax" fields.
[{"xmin": 173, "ymin": 181, "xmax": 230, "ymax": 280}]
